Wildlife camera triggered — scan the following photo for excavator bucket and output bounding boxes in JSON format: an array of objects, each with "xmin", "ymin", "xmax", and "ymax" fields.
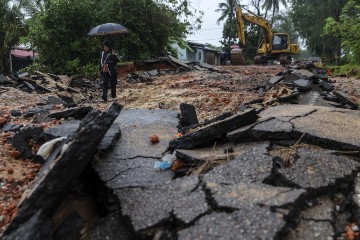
[{"xmin": 231, "ymin": 49, "xmax": 245, "ymax": 65}]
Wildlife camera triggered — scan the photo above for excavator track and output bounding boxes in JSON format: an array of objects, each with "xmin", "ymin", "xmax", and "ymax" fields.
[
  {"xmin": 231, "ymin": 49, "xmax": 245, "ymax": 65},
  {"xmin": 279, "ymin": 54, "xmax": 292, "ymax": 65}
]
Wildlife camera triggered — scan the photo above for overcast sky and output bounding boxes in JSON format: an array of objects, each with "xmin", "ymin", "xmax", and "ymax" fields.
[{"xmin": 187, "ymin": 0, "xmax": 285, "ymax": 46}]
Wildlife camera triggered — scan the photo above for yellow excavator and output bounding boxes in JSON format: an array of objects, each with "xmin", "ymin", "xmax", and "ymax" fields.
[{"xmin": 231, "ymin": 5, "xmax": 299, "ymax": 65}]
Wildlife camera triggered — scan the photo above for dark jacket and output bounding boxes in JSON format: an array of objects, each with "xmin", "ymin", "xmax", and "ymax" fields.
[{"xmin": 100, "ymin": 50, "xmax": 120, "ymax": 76}]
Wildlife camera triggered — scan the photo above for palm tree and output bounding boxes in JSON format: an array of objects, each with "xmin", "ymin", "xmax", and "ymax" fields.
[
  {"xmin": 262, "ymin": 0, "xmax": 287, "ymax": 24},
  {"xmin": 216, "ymin": 0, "xmax": 239, "ymax": 25},
  {"xmin": 216, "ymin": 0, "xmax": 239, "ymax": 58}
]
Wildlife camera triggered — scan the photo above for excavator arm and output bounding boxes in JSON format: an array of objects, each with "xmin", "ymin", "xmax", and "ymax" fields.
[{"xmin": 235, "ymin": 6, "xmax": 273, "ymax": 53}]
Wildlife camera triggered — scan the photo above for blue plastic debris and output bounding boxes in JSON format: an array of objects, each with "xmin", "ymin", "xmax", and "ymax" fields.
[
  {"xmin": 154, "ymin": 151, "xmax": 177, "ymax": 170},
  {"xmin": 154, "ymin": 161, "xmax": 172, "ymax": 170}
]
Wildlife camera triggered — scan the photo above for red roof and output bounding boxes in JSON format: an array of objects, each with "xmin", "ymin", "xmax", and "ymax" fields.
[{"xmin": 11, "ymin": 49, "xmax": 36, "ymax": 59}]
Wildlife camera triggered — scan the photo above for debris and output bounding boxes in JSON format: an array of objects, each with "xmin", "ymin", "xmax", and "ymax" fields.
[
  {"xmin": 35, "ymin": 137, "xmax": 67, "ymax": 161},
  {"xmin": 10, "ymin": 126, "xmax": 44, "ymax": 159},
  {"xmin": 2, "ymin": 123, "xmax": 23, "ymax": 132},
  {"xmin": 48, "ymin": 106, "xmax": 93, "ymax": 120},
  {"xmin": 10, "ymin": 110, "xmax": 21, "ymax": 117},
  {"xmin": 150, "ymin": 135, "xmax": 160, "ymax": 144},
  {"xmin": 154, "ymin": 149, "xmax": 177, "ymax": 170},
  {"xmin": 179, "ymin": 103, "xmax": 199, "ymax": 127},
  {"xmin": 2, "ymin": 103, "xmax": 122, "ymax": 239},
  {"xmin": 169, "ymin": 109, "xmax": 258, "ymax": 150}
]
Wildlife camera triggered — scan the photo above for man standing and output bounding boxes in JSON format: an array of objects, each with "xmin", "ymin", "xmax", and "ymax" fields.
[{"xmin": 100, "ymin": 40, "xmax": 120, "ymax": 102}]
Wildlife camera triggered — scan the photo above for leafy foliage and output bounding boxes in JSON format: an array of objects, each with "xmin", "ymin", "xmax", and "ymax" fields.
[
  {"xmin": 262, "ymin": 0, "xmax": 287, "ymax": 23},
  {"xmin": 216, "ymin": 0, "xmax": 239, "ymax": 57},
  {"xmin": 22, "ymin": 0, "xmax": 201, "ymax": 74},
  {"xmin": 289, "ymin": 0, "xmax": 348, "ymax": 63},
  {"xmin": 0, "ymin": 0, "xmax": 26, "ymax": 73},
  {"xmin": 26, "ymin": 0, "xmax": 99, "ymax": 74},
  {"xmin": 324, "ymin": 0, "xmax": 360, "ymax": 64}
]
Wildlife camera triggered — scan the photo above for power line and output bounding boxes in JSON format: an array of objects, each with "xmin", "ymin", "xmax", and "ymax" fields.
[{"xmin": 197, "ymin": 27, "xmax": 223, "ymax": 31}]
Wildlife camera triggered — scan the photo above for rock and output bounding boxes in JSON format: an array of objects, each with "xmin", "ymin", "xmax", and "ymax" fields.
[
  {"xmin": 48, "ymin": 106, "xmax": 93, "ymax": 120},
  {"xmin": 3, "ymin": 104, "xmax": 122, "ymax": 237},
  {"xmin": 114, "ymin": 176, "xmax": 207, "ymax": 231},
  {"xmin": 170, "ymin": 109, "xmax": 258, "ymax": 150},
  {"xmin": 178, "ymin": 206, "xmax": 285, "ymax": 240},
  {"xmin": 276, "ymin": 147, "xmax": 360, "ymax": 189},
  {"xmin": 10, "ymin": 110, "xmax": 21, "ymax": 117},
  {"xmin": 2, "ymin": 123, "xmax": 23, "ymax": 132},
  {"xmin": 180, "ymin": 103, "xmax": 199, "ymax": 127},
  {"xmin": 10, "ymin": 126, "xmax": 44, "ymax": 159}
]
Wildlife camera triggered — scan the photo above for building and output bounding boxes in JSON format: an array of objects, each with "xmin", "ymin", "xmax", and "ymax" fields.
[
  {"xmin": 172, "ymin": 41, "xmax": 222, "ymax": 65},
  {"xmin": 10, "ymin": 48, "xmax": 36, "ymax": 73}
]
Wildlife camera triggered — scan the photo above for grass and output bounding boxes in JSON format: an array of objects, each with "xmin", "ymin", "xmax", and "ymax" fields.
[{"xmin": 330, "ymin": 64, "xmax": 360, "ymax": 79}]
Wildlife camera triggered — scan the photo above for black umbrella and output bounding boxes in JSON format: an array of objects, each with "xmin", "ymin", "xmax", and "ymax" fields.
[{"xmin": 88, "ymin": 23, "xmax": 128, "ymax": 36}]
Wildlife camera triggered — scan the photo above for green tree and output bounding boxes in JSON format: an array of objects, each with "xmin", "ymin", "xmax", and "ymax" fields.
[
  {"xmin": 102, "ymin": 0, "xmax": 197, "ymax": 60},
  {"xmin": 216, "ymin": 0, "xmax": 239, "ymax": 56},
  {"xmin": 289, "ymin": 0, "xmax": 347, "ymax": 64},
  {"xmin": 324, "ymin": 0, "xmax": 360, "ymax": 64},
  {"xmin": 0, "ymin": 0, "xmax": 26, "ymax": 73},
  {"xmin": 27, "ymin": 0, "xmax": 98, "ymax": 74},
  {"xmin": 262, "ymin": 0, "xmax": 287, "ymax": 23}
]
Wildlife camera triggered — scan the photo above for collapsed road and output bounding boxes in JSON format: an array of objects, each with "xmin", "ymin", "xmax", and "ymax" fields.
[{"xmin": 1, "ymin": 60, "xmax": 360, "ymax": 240}]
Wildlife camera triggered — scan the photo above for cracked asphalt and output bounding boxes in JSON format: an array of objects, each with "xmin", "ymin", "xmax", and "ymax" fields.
[{"xmin": 90, "ymin": 104, "xmax": 360, "ymax": 240}]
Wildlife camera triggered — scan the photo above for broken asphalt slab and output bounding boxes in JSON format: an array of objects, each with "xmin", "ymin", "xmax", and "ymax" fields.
[
  {"xmin": 170, "ymin": 109, "xmax": 258, "ymax": 150},
  {"xmin": 43, "ymin": 120, "xmax": 121, "ymax": 154},
  {"xmin": 275, "ymin": 147, "xmax": 360, "ymax": 190},
  {"xmin": 176, "ymin": 141, "xmax": 270, "ymax": 166},
  {"xmin": 3, "ymin": 103, "xmax": 123, "ymax": 239},
  {"xmin": 203, "ymin": 142, "xmax": 273, "ymax": 185},
  {"xmin": 93, "ymin": 109, "xmax": 178, "ymax": 186},
  {"xmin": 206, "ymin": 182, "xmax": 305, "ymax": 209},
  {"xmin": 48, "ymin": 106, "xmax": 93, "ymax": 120},
  {"xmin": 178, "ymin": 205, "xmax": 285, "ymax": 240},
  {"xmin": 228, "ymin": 105, "xmax": 360, "ymax": 152},
  {"xmin": 96, "ymin": 109, "xmax": 179, "ymax": 160},
  {"xmin": 114, "ymin": 176, "xmax": 208, "ymax": 231}
]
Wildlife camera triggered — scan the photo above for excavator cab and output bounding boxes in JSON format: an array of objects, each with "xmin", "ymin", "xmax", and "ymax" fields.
[{"xmin": 272, "ymin": 33, "xmax": 289, "ymax": 51}]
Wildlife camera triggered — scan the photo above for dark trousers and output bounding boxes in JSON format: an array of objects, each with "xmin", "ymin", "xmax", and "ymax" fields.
[{"xmin": 102, "ymin": 72, "xmax": 117, "ymax": 101}]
